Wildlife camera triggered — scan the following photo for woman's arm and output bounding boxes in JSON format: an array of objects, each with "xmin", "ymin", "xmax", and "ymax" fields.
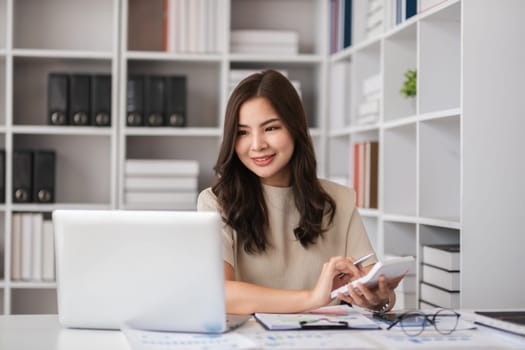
[{"xmin": 223, "ymin": 256, "xmax": 364, "ymax": 314}]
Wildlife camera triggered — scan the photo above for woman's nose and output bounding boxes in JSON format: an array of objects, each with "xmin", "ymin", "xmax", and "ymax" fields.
[{"xmin": 251, "ymin": 133, "xmax": 267, "ymax": 151}]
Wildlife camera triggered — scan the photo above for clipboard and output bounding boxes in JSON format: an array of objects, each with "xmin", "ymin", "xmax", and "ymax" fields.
[{"xmin": 254, "ymin": 312, "xmax": 380, "ymax": 331}]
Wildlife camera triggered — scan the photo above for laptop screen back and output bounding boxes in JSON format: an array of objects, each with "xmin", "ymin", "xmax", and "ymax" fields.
[{"xmin": 53, "ymin": 210, "xmax": 227, "ymax": 332}]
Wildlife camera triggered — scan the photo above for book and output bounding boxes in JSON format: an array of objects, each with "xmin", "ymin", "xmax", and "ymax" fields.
[
  {"xmin": 48, "ymin": 73, "xmax": 69, "ymax": 125},
  {"xmin": 42, "ymin": 220, "xmax": 55, "ymax": 281},
  {"xmin": 0, "ymin": 150, "xmax": 5, "ymax": 203},
  {"xmin": 31, "ymin": 213, "xmax": 43, "ymax": 281},
  {"xmin": 364, "ymin": 141, "xmax": 378, "ymax": 209},
  {"xmin": 230, "ymin": 30, "xmax": 299, "ymax": 45},
  {"xmin": 165, "ymin": 76, "xmax": 186, "ymax": 127},
  {"xmin": 20, "ymin": 213, "xmax": 33, "ymax": 281},
  {"xmin": 124, "ymin": 176, "xmax": 198, "ymax": 191},
  {"xmin": 32, "ymin": 150, "xmax": 56, "ymax": 203},
  {"xmin": 13, "ymin": 150, "xmax": 33, "ymax": 203},
  {"xmin": 144, "ymin": 76, "xmax": 166, "ymax": 127},
  {"xmin": 91, "ymin": 74, "xmax": 111, "ymax": 126},
  {"xmin": 420, "ymin": 282, "xmax": 460, "ymax": 309},
  {"xmin": 422, "ymin": 244, "xmax": 460, "ymax": 271},
  {"xmin": 352, "ymin": 143, "xmax": 365, "ymax": 208},
  {"xmin": 125, "ymin": 159, "xmax": 199, "ymax": 176},
  {"xmin": 11, "ymin": 213, "xmax": 22, "ymax": 281},
  {"xmin": 124, "ymin": 191, "xmax": 197, "ymax": 205},
  {"xmin": 422, "ymin": 263, "xmax": 460, "ymax": 291},
  {"xmin": 127, "ymin": 76, "xmax": 144, "ymax": 127},
  {"xmin": 69, "ymin": 74, "xmax": 91, "ymax": 126}
]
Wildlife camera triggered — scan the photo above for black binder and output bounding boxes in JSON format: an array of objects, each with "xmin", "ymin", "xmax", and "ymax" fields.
[
  {"xmin": 165, "ymin": 76, "xmax": 187, "ymax": 127},
  {"xmin": 48, "ymin": 74, "xmax": 69, "ymax": 125},
  {"xmin": 144, "ymin": 76, "xmax": 165, "ymax": 126},
  {"xmin": 70, "ymin": 74, "xmax": 91, "ymax": 126},
  {"xmin": 127, "ymin": 76, "xmax": 144, "ymax": 126},
  {"xmin": 91, "ymin": 74, "xmax": 111, "ymax": 127},
  {"xmin": 33, "ymin": 150, "xmax": 56, "ymax": 203},
  {"xmin": 0, "ymin": 150, "xmax": 5, "ymax": 203},
  {"xmin": 13, "ymin": 150, "xmax": 33, "ymax": 203}
]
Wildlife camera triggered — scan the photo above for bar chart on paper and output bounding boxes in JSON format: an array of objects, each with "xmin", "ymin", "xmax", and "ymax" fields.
[{"xmin": 247, "ymin": 331, "xmax": 376, "ymax": 349}]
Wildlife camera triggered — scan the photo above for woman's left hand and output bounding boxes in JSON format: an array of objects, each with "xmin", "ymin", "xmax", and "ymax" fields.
[{"xmin": 337, "ymin": 274, "xmax": 403, "ymax": 311}]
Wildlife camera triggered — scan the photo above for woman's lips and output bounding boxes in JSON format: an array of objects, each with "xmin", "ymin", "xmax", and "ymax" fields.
[{"xmin": 251, "ymin": 154, "xmax": 275, "ymax": 166}]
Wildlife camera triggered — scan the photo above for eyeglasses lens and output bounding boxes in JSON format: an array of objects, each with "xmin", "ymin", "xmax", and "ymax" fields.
[
  {"xmin": 433, "ymin": 309, "xmax": 459, "ymax": 335},
  {"xmin": 400, "ymin": 312, "xmax": 426, "ymax": 336}
]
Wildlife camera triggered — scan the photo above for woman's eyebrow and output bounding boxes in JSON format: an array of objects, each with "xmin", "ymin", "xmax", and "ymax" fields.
[{"xmin": 238, "ymin": 118, "xmax": 281, "ymax": 128}]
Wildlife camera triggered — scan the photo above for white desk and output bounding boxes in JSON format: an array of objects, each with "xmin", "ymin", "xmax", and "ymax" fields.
[{"xmin": 1, "ymin": 314, "xmax": 524, "ymax": 350}]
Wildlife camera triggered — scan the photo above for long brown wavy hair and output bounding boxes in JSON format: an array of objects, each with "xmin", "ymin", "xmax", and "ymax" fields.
[{"xmin": 212, "ymin": 69, "xmax": 336, "ymax": 254}]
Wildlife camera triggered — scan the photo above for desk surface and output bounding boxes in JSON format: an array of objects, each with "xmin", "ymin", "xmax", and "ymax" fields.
[{"xmin": 1, "ymin": 314, "xmax": 524, "ymax": 350}]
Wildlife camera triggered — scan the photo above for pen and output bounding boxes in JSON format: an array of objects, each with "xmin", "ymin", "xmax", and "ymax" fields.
[{"xmin": 337, "ymin": 253, "xmax": 375, "ymax": 279}]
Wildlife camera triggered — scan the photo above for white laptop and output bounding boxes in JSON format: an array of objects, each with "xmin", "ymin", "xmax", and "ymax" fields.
[{"xmin": 53, "ymin": 209, "xmax": 248, "ymax": 333}]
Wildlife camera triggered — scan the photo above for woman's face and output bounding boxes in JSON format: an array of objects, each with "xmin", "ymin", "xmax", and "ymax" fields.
[{"xmin": 235, "ymin": 97, "xmax": 295, "ymax": 187}]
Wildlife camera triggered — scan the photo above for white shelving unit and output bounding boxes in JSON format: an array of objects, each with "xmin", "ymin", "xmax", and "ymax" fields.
[
  {"xmin": 0, "ymin": 0, "xmax": 120, "ymax": 314},
  {"xmin": 0, "ymin": 0, "xmax": 329, "ymax": 314},
  {"xmin": 2, "ymin": 0, "xmax": 523, "ymax": 316},
  {"xmin": 328, "ymin": 0, "xmax": 525, "ymax": 309}
]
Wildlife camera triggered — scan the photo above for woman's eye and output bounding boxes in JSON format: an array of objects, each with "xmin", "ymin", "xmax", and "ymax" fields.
[
  {"xmin": 237, "ymin": 130, "xmax": 247, "ymax": 136},
  {"xmin": 266, "ymin": 126, "xmax": 280, "ymax": 132}
]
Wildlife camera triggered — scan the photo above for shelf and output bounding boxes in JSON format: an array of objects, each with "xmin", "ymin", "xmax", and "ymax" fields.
[
  {"xmin": 12, "ymin": 49, "xmax": 113, "ymax": 60},
  {"xmin": 419, "ymin": 117, "xmax": 460, "ymax": 220},
  {"xmin": 230, "ymin": 0, "xmax": 325, "ymax": 56},
  {"xmin": 12, "ymin": 125, "xmax": 113, "ymax": 136},
  {"xmin": 383, "ymin": 124, "xmax": 417, "ymax": 216},
  {"xmin": 383, "ymin": 23, "xmax": 417, "ymax": 121},
  {"xmin": 13, "ymin": 57, "xmax": 113, "ymax": 126},
  {"xmin": 9, "ymin": 282, "xmax": 57, "ymax": 289},
  {"xmin": 126, "ymin": 60, "xmax": 221, "ymax": 128},
  {"xmin": 13, "ymin": 0, "xmax": 116, "ymax": 52},
  {"xmin": 14, "ymin": 134, "xmax": 113, "ymax": 205},
  {"xmin": 126, "ymin": 51, "xmax": 222, "ymax": 62},
  {"xmin": 124, "ymin": 127, "xmax": 221, "ymax": 137},
  {"xmin": 228, "ymin": 54, "xmax": 323, "ymax": 64},
  {"xmin": 381, "ymin": 214, "xmax": 419, "ymax": 224},
  {"xmin": 419, "ymin": 2, "xmax": 461, "ymax": 114},
  {"xmin": 11, "ymin": 203, "xmax": 113, "ymax": 213},
  {"xmin": 419, "ymin": 217, "xmax": 461, "ymax": 230},
  {"xmin": 358, "ymin": 208, "xmax": 380, "ymax": 218}
]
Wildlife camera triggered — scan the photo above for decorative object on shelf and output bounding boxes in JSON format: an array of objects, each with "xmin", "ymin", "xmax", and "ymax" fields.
[{"xmin": 400, "ymin": 68, "xmax": 417, "ymax": 98}]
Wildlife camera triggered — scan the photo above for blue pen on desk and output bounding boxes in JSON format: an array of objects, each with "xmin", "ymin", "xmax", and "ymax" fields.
[{"xmin": 337, "ymin": 252, "xmax": 375, "ymax": 279}]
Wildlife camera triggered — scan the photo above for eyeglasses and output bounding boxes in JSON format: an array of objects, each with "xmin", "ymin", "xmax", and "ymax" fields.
[{"xmin": 386, "ymin": 309, "xmax": 461, "ymax": 336}]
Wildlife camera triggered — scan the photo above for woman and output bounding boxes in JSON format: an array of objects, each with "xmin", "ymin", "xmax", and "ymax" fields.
[{"xmin": 198, "ymin": 69, "xmax": 399, "ymax": 314}]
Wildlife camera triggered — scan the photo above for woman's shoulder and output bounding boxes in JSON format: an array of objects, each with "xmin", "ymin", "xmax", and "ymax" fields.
[
  {"xmin": 319, "ymin": 179, "xmax": 356, "ymax": 207},
  {"xmin": 197, "ymin": 187, "xmax": 219, "ymax": 211}
]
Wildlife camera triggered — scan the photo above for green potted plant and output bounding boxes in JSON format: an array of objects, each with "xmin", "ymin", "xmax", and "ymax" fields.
[{"xmin": 400, "ymin": 69, "xmax": 417, "ymax": 98}]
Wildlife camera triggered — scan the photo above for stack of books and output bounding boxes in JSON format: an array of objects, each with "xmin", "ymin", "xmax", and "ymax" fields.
[
  {"xmin": 124, "ymin": 159, "xmax": 199, "ymax": 210},
  {"xmin": 163, "ymin": 0, "xmax": 218, "ymax": 53},
  {"xmin": 230, "ymin": 30, "xmax": 298, "ymax": 55},
  {"xmin": 420, "ymin": 244, "xmax": 460, "ymax": 309},
  {"xmin": 11, "ymin": 213, "xmax": 55, "ymax": 282},
  {"xmin": 352, "ymin": 141, "xmax": 378, "ymax": 209},
  {"xmin": 228, "ymin": 69, "xmax": 302, "ymax": 99},
  {"xmin": 365, "ymin": 0, "xmax": 386, "ymax": 39},
  {"xmin": 357, "ymin": 73, "xmax": 381, "ymax": 125}
]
